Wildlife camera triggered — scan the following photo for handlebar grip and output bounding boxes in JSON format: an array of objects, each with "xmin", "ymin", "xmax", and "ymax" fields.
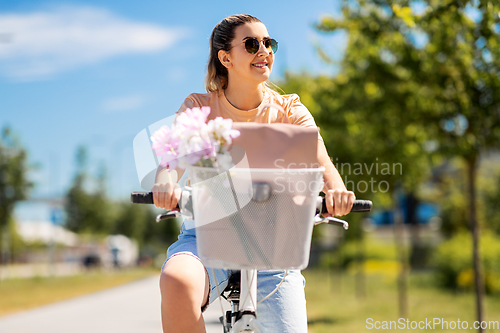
[
  {"xmin": 351, "ymin": 200, "xmax": 372, "ymax": 213},
  {"xmin": 321, "ymin": 198, "xmax": 372, "ymax": 213},
  {"xmin": 131, "ymin": 192, "xmax": 154, "ymax": 204},
  {"xmin": 130, "ymin": 192, "xmax": 185, "ymax": 212}
]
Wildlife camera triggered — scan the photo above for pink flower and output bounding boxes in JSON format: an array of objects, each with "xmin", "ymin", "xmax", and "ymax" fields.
[{"xmin": 150, "ymin": 107, "xmax": 239, "ymax": 170}]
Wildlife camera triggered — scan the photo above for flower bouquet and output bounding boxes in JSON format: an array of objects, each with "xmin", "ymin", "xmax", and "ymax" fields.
[
  {"xmin": 150, "ymin": 106, "xmax": 241, "ymax": 171},
  {"xmin": 150, "ymin": 106, "xmax": 250, "ymax": 226}
]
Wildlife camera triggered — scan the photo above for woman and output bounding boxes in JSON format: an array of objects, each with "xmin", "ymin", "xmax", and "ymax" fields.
[{"xmin": 153, "ymin": 14, "xmax": 355, "ymax": 333}]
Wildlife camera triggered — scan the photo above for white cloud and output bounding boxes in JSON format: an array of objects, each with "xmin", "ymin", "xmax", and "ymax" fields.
[
  {"xmin": 0, "ymin": 5, "xmax": 186, "ymax": 81},
  {"xmin": 102, "ymin": 94, "xmax": 147, "ymax": 112}
]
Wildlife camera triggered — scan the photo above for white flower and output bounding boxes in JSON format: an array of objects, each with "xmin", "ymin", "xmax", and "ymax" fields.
[
  {"xmin": 216, "ymin": 151, "xmax": 234, "ymax": 170},
  {"xmin": 207, "ymin": 117, "xmax": 240, "ymax": 145}
]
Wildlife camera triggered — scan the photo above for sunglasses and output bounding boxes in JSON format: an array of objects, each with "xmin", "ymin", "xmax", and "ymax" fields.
[{"xmin": 230, "ymin": 38, "xmax": 278, "ymax": 54}]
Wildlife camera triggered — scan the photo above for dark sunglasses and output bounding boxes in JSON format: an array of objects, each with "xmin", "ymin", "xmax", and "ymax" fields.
[{"xmin": 230, "ymin": 38, "xmax": 278, "ymax": 54}]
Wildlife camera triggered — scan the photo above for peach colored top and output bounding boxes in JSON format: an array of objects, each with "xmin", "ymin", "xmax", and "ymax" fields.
[{"xmin": 177, "ymin": 88, "xmax": 323, "ymax": 141}]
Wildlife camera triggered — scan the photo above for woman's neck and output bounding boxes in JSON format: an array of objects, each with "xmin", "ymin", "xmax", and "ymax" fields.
[{"xmin": 224, "ymin": 81, "xmax": 265, "ymax": 111}]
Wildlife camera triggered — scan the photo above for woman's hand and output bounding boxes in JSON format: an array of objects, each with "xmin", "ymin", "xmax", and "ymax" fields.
[
  {"xmin": 323, "ymin": 188, "xmax": 356, "ymax": 217},
  {"xmin": 152, "ymin": 182, "xmax": 182, "ymax": 210}
]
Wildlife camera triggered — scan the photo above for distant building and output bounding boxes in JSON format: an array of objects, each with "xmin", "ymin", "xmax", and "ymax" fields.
[{"xmin": 16, "ymin": 221, "xmax": 78, "ymax": 246}]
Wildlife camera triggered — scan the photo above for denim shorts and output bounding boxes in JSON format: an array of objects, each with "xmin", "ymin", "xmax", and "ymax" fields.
[{"xmin": 164, "ymin": 220, "xmax": 308, "ymax": 333}]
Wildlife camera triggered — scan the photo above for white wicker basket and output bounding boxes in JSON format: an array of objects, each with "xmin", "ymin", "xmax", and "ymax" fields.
[{"xmin": 189, "ymin": 166, "xmax": 324, "ymax": 270}]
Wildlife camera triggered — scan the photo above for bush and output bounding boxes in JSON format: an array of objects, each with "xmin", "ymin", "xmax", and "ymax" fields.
[
  {"xmin": 320, "ymin": 238, "xmax": 400, "ymax": 270},
  {"xmin": 0, "ymin": 218, "xmax": 26, "ymax": 263},
  {"xmin": 433, "ymin": 232, "xmax": 500, "ymax": 294}
]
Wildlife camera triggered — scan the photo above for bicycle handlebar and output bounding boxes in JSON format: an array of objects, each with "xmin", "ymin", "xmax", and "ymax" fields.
[
  {"xmin": 131, "ymin": 191, "xmax": 154, "ymax": 204},
  {"xmin": 131, "ymin": 191, "xmax": 372, "ymax": 213}
]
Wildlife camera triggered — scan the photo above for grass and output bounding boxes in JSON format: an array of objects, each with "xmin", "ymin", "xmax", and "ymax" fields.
[
  {"xmin": 0, "ymin": 268, "xmax": 158, "ymax": 317},
  {"xmin": 5, "ymin": 265, "xmax": 499, "ymax": 332},
  {"xmin": 303, "ymin": 269, "xmax": 500, "ymax": 333}
]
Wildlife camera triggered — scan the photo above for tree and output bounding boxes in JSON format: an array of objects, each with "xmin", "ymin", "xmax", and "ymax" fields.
[
  {"xmin": 114, "ymin": 202, "xmax": 180, "ymax": 254},
  {"xmin": 305, "ymin": 0, "xmax": 500, "ymax": 329},
  {"xmin": 65, "ymin": 146, "xmax": 113, "ymax": 234},
  {"xmin": 64, "ymin": 145, "xmax": 180, "ymax": 259},
  {"xmin": 0, "ymin": 127, "xmax": 32, "ymax": 264},
  {"xmin": 479, "ymin": 155, "xmax": 500, "ymax": 235},
  {"xmin": 281, "ymin": 7, "xmax": 434, "ymax": 312},
  {"xmin": 114, "ymin": 202, "xmax": 146, "ymax": 241}
]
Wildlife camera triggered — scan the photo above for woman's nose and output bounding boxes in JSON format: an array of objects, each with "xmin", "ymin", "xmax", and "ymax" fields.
[{"xmin": 257, "ymin": 41, "xmax": 271, "ymax": 56}]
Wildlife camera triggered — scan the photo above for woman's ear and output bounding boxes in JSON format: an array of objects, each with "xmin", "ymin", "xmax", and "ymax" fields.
[{"xmin": 218, "ymin": 50, "xmax": 232, "ymax": 69}]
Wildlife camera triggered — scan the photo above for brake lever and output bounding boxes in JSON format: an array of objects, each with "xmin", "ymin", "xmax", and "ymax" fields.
[
  {"xmin": 156, "ymin": 210, "xmax": 182, "ymax": 223},
  {"xmin": 153, "ymin": 190, "xmax": 194, "ymax": 222},
  {"xmin": 315, "ymin": 196, "xmax": 349, "ymax": 229},
  {"xmin": 314, "ymin": 215, "xmax": 349, "ymax": 230}
]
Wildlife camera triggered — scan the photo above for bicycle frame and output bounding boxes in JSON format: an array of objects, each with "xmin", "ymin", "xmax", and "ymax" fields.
[{"xmin": 230, "ymin": 269, "xmax": 261, "ymax": 332}]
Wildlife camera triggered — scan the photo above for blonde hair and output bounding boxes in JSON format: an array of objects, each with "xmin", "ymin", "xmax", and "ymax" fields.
[{"xmin": 206, "ymin": 14, "xmax": 262, "ymax": 92}]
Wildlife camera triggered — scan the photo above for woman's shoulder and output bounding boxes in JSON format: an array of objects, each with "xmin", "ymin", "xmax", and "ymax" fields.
[
  {"xmin": 179, "ymin": 91, "xmax": 219, "ymax": 111},
  {"xmin": 266, "ymin": 89, "xmax": 306, "ymax": 119},
  {"xmin": 266, "ymin": 88, "xmax": 302, "ymax": 108},
  {"xmin": 183, "ymin": 91, "xmax": 219, "ymax": 106}
]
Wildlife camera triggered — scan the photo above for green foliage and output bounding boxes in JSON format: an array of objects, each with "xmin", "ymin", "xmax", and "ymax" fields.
[
  {"xmin": 320, "ymin": 238, "xmax": 400, "ymax": 269},
  {"xmin": 431, "ymin": 158, "xmax": 470, "ymax": 236},
  {"xmin": 64, "ymin": 176, "xmax": 113, "ymax": 234},
  {"xmin": 65, "ymin": 186, "xmax": 114, "ymax": 234},
  {"xmin": 113, "ymin": 202, "xmax": 179, "ymax": 251},
  {"xmin": 282, "ymin": 0, "xmax": 500, "ymax": 197},
  {"xmin": 64, "ymin": 146, "xmax": 113, "ymax": 234},
  {"xmin": 316, "ymin": 0, "xmax": 500, "ymax": 157},
  {"xmin": 281, "ymin": 2, "xmax": 500, "ymax": 284},
  {"xmin": 113, "ymin": 202, "xmax": 146, "ymax": 240},
  {"xmin": 140, "ymin": 211, "xmax": 180, "ymax": 259},
  {"xmin": 144, "ymin": 210, "xmax": 179, "ymax": 246},
  {"xmin": 478, "ymin": 154, "xmax": 500, "ymax": 235},
  {"xmin": 0, "ymin": 127, "xmax": 32, "ymax": 228},
  {"xmin": 64, "ymin": 145, "xmax": 179, "ymax": 255},
  {"xmin": 428, "ymin": 155, "xmax": 500, "ymax": 237},
  {"xmin": 0, "ymin": 127, "xmax": 32, "ymax": 263},
  {"xmin": 0, "ymin": 217, "xmax": 26, "ymax": 260},
  {"xmin": 433, "ymin": 232, "xmax": 500, "ymax": 294}
]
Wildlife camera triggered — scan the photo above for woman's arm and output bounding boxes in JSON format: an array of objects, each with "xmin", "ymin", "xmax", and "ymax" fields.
[
  {"xmin": 317, "ymin": 139, "xmax": 356, "ymax": 217},
  {"xmin": 152, "ymin": 95, "xmax": 197, "ymax": 210}
]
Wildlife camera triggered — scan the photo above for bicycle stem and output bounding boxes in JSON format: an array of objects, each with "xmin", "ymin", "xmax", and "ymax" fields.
[{"xmin": 240, "ymin": 269, "xmax": 257, "ymax": 313}]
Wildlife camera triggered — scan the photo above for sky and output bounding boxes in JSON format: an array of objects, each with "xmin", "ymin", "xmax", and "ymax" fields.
[{"xmin": 0, "ymin": 0, "xmax": 347, "ymax": 220}]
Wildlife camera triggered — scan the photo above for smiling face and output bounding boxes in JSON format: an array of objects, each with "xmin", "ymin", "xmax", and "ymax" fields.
[{"xmin": 221, "ymin": 22, "xmax": 274, "ymax": 86}]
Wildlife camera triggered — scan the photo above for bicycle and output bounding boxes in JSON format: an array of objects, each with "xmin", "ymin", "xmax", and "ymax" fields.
[{"xmin": 132, "ymin": 167, "xmax": 372, "ymax": 332}]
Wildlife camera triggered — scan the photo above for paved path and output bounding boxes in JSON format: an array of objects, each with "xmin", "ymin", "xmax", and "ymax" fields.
[{"xmin": 0, "ymin": 275, "xmax": 227, "ymax": 333}]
